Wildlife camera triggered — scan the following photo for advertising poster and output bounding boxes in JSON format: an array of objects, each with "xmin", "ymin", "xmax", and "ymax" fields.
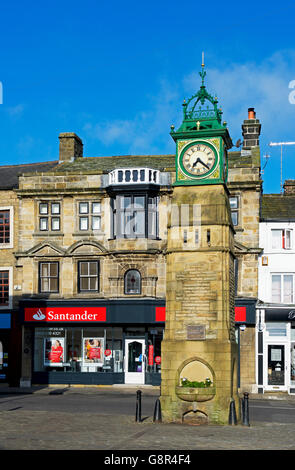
[
  {"xmin": 44, "ymin": 338, "xmax": 64, "ymax": 366},
  {"xmin": 83, "ymin": 338, "xmax": 104, "ymax": 366}
]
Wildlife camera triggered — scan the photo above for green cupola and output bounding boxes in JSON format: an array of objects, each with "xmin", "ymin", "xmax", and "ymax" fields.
[{"xmin": 171, "ymin": 58, "xmax": 233, "ymax": 186}]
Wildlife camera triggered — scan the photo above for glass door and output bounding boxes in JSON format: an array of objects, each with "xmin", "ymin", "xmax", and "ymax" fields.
[
  {"xmin": 266, "ymin": 344, "xmax": 288, "ymax": 390},
  {"xmin": 124, "ymin": 339, "xmax": 145, "ymax": 384}
]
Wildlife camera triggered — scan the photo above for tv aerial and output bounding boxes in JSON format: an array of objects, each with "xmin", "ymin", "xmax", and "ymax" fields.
[{"xmin": 269, "ymin": 141, "xmax": 295, "ymax": 193}]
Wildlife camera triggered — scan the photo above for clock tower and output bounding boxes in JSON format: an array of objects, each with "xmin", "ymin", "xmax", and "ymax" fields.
[{"xmin": 160, "ymin": 60, "xmax": 239, "ymax": 425}]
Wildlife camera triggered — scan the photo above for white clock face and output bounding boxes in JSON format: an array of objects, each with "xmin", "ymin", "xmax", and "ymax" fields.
[{"xmin": 182, "ymin": 143, "xmax": 216, "ymax": 176}]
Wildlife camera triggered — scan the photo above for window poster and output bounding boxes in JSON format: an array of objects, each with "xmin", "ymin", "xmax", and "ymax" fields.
[
  {"xmin": 44, "ymin": 338, "xmax": 65, "ymax": 366},
  {"xmin": 83, "ymin": 338, "xmax": 104, "ymax": 366}
]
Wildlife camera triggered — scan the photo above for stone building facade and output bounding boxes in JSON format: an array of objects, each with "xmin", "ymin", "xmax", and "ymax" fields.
[
  {"xmin": 0, "ymin": 110, "xmax": 262, "ymax": 391},
  {"xmin": 227, "ymin": 109, "xmax": 262, "ymax": 393}
]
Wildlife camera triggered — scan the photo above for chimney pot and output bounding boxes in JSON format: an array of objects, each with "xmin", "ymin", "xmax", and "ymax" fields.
[{"xmin": 248, "ymin": 108, "xmax": 256, "ymax": 119}]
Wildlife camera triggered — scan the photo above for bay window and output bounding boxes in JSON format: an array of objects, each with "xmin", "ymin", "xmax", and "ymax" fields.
[{"xmin": 111, "ymin": 193, "xmax": 158, "ymax": 239}]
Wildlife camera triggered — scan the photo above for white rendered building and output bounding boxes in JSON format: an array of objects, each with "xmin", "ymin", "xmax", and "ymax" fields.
[{"xmin": 257, "ymin": 183, "xmax": 295, "ymax": 394}]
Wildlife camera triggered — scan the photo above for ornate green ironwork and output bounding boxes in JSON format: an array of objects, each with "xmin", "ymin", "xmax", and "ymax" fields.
[
  {"xmin": 171, "ymin": 55, "xmax": 233, "ymax": 187},
  {"xmin": 174, "ymin": 62, "xmax": 226, "ymax": 134}
]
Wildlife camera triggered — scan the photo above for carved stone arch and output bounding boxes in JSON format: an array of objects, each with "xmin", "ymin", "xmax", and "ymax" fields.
[
  {"xmin": 26, "ymin": 241, "xmax": 65, "ymax": 257},
  {"xmin": 66, "ymin": 239, "xmax": 108, "ymax": 255},
  {"xmin": 176, "ymin": 356, "xmax": 216, "ymax": 387},
  {"xmin": 118, "ymin": 262, "xmax": 147, "ymax": 278}
]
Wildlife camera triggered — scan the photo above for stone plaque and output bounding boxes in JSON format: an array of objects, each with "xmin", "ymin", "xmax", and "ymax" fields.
[{"xmin": 186, "ymin": 324, "xmax": 206, "ymax": 340}]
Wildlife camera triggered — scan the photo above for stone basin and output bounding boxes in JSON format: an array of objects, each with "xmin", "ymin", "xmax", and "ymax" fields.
[{"xmin": 175, "ymin": 385, "xmax": 216, "ymax": 402}]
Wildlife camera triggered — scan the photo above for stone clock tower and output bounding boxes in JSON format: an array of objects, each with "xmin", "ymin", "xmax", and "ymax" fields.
[{"xmin": 160, "ymin": 62, "xmax": 239, "ymax": 425}]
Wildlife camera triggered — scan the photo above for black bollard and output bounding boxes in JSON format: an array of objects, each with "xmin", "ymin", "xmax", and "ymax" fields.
[
  {"xmin": 135, "ymin": 390, "xmax": 142, "ymax": 422},
  {"xmin": 242, "ymin": 392, "xmax": 250, "ymax": 426},
  {"xmin": 153, "ymin": 398, "xmax": 162, "ymax": 423},
  {"xmin": 228, "ymin": 398, "xmax": 237, "ymax": 425}
]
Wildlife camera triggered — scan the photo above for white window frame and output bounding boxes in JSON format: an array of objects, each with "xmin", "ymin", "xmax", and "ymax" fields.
[
  {"xmin": 0, "ymin": 206, "xmax": 14, "ymax": 249},
  {"xmin": 0, "ymin": 267, "xmax": 13, "ymax": 310},
  {"xmin": 38, "ymin": 201, "xmax": 61, "ymax": 232},
  {"xmin": 78, "ymin": 201, "xmax": 102, "ymax": 232},
  {"xmin": 271, "ymin": 273, "xmax": 295, "ymax": 304},
  {"xmin": 271, "ymin": 229, "xmax": 292, "ymax": 250},
  {"xmin": 229, "ymin": 196, "xmax": 239, "ymax": 226}
]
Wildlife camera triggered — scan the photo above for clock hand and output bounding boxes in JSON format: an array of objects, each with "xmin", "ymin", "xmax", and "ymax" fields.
[
  {"xmin": 192, "ymin": 157, "xmax": 210, "ymax": 169},
  {"xmin": 197, "ymin": 158, "xmax": 210, "ymax": 169},
  {"xmin": 192, "ymin": 157, "xmax": 201, "ymax": 167}
]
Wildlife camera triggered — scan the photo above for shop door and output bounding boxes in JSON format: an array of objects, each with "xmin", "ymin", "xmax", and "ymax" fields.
[
  {"xmin": 265, "ymin": 344, "xmax": 289, "ymax": 391},
  {"xmin": 0, "ymin": 337, "xmax": 9, "ymax": 383},
  {"xmin": 124, "ymin": 339, "xmax": 145, "ymax": 384}
]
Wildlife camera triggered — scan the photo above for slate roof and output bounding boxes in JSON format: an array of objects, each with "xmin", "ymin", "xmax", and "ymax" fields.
[
  {"xmin": 0, "ymin": 148, "xmax": 257, "ymax": 189},
  {"xmin": 0, "ymin": 161, "xmax": 59, "ymax": 189},
  {"xmin": 261, "ymin": 194, "xmax": 295, "ymax": 221},
  {"xmin": 55, "ymin": 154, "xmax": 176, "ymax": 173}
]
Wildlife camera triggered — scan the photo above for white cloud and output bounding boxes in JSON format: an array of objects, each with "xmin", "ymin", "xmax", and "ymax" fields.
[
  {"xmin": 6, "ymin": 104, "xmax": 25, "ymax": 118},
  {"xmin": 183, "ymin": 51, "xmax": 295, "ymax": 145},
  {"xmin": 83, "ymin": 51, "xmax": 295, "ymax": 161},
  {"xmin": 83, "ymin": 80, "xmax": 180, "ymax": 154}
]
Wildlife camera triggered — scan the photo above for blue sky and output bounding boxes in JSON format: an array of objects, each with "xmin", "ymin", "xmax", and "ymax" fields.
[{"xmin": 0, "ymin": 0, "xmax": 295, "ymax": 193}]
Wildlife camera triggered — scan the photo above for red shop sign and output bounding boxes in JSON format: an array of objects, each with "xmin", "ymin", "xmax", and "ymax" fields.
[
  {"xmin": 155, "ymin": 356, "xmax": 161, "ymax": 364},
  {"xmin": 104, "ymin": 349, "xmax": 112, "ymax": 357},
  {"xmin": 24, "ymin": 307, "xmax": 106, "ymax": 323},
  {"xmin": 148, "ymin": 345, "xmax": 154, "ymax": 365}
]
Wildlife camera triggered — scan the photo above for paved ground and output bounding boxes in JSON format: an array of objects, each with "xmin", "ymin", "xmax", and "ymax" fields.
[{"xmin": 0, "ymin": 384, "xmax": 295, "ymax": 453}]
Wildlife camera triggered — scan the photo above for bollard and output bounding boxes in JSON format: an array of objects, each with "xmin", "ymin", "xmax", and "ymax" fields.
[
  {"xmin": 135, "ymin": 389, "xmax": 142, "ymax": 422},
  {"xmin": 242, "ymin": 392, "xmax": 250, "ymax": 426},
  {"xmin": 153, "ymin": 398, "xmax": 162, "ymax": 423},
  {"xmin": 228, "ymin": 398, "xmax": 237, "ymax": 425}
]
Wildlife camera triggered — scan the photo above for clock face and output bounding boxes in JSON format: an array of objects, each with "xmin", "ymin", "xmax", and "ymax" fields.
[{"xmin": 181, "ymin": 142, "xmax": 217, "ymax": 177}]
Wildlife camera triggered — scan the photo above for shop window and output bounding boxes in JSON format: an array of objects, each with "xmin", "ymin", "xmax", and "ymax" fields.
[
  {"xmin": 229, "ymin": 196, "xmax": 239, "ymax": 226},
  {"xmin": 271, "ymin": 229, "xmax": 292, "ymax": 250},
  {"xmin": 111, "ymin": 194, "xmax": 158, "ymax": 239},
  {"xmin": 33, "ymin": 326, "xmax": 118, "ymax": 373},
  {"xmin": 39, "ymin": 202, "xmax": 61, "ymax": 232},
  {"xmin": 124, "ymin": 270, "xmax": 141, "ymax": 295},
  {"xmin": 78, "ymin": 261, "xmax": 99, "ymax": 292},
  {"xmin": 266, "ymin": 322, "xmax": 287, "ymax": 337},
  {"xmin": 147, "ymin": 327, "xmax": 163, "ymax": 374},
  {"xmin": 78, "ymin": 201, "xmax": 101, "ymax": 231},
  {"xmin": 0, "ymin": 270, "xmax": 9, "ymax": 306},
  {"xmin": 271, "ymin": 274, "xmax": 294, "ymax": 303},
  {"xmin": 39, "ymin": 262, "xmax": 59, "ymax": 293}
]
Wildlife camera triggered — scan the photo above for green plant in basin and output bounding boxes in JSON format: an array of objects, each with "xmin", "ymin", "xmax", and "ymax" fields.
[{"xmin": 180, "ymin": 377, "xmax": 212, "ymax": 388}]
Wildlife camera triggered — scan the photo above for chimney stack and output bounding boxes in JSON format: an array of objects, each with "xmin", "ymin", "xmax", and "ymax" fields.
[
  {"xmin": 283, "ymin": 180, "xmax": 295, "ymax": 195},
  {"xmin": 59, "ymin": 133, "xmax": 83, "ymax": 163},
  {"xmin": 242, "ymin": 108, "xmax": 261, "ymax": 150}
]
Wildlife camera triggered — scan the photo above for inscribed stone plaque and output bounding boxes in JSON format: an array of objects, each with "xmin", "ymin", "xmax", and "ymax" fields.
[{"xmin": 186, "ymin": 325, "xmax": 206, "ymax": 340}]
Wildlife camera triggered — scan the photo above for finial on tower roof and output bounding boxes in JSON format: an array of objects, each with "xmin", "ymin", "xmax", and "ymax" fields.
[{"xmin": 199, "ymin": 51, "xmax": 206, "ymax": 87}]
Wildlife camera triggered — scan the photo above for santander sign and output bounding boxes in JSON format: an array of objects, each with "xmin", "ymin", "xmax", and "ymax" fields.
[{"xmin": 25, "ymin": 307, "xmax": 106, "ymax": 323}]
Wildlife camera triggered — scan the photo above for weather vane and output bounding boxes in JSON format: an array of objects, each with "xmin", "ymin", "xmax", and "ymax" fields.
[{"xmin": 199, "ymin": 51, "xmax": 206, "ymax": 87}]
